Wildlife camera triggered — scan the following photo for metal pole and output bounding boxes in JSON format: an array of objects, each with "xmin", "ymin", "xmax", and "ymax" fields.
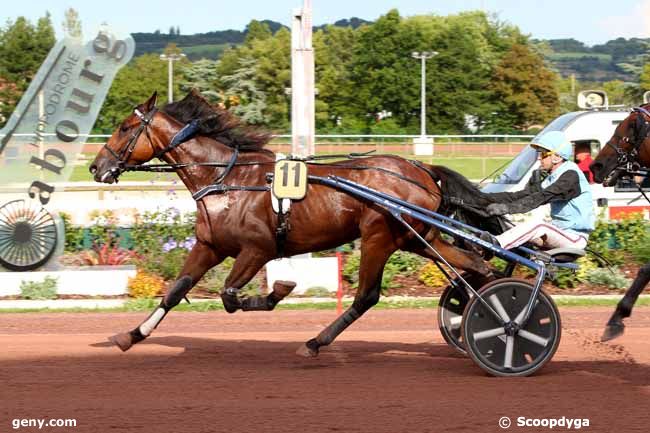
[
  {"xmin": 168, "ymin": 58, "xmax": 173, "ymax": 103},
  {"xmin": 160, "ymin": 53, "xmax": 185, "ymax": 104},
  {"xmin": 411, "ymin": 51, "xmax": 437, "ymax": 139},
  {"xmin": 420, "ymin": 56, "xmax": 426, "ymax": 137}
]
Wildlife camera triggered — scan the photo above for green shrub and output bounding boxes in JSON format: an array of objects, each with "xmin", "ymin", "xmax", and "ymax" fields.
[
  {"xmin": 584, "ymin": 268, "xmax": 630, "ymax": 289},
  {"xmin": 60, "ymin": 212, "xmax": 85, "ymax": 253},
  {"xmin": 138, "ymin": 247, "xmax": 188, "ymax": 281},
  {"xmin": 198, "ymin": 257, "xmax": 262, "ymax": 294},
  {"xmin": 20, "ymin": 276, "xmax": 58, "ymax": 300},
  {"xmin": 343, "ymin": 250, "xmax": 426, "ymax": 293},
  {"xmin": 587, "ymin": 215, "xmax": 650, "ymax": 266},
  {"xmin": 130, "ymin": 208, "xmax": 196, "ymax": 255},
  {"xmin": 302, "ymin": 287, "xmax": 332, "ymax": 297}
]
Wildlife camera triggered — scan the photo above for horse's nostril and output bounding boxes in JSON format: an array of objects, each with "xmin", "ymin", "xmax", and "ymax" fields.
[{"xmin": 89, "ymin": 164, "xmax": 97, "ymax": 174}]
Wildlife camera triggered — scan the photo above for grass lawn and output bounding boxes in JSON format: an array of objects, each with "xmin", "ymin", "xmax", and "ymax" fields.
[{"xmin": 67, "ymin": 155, "xmax": 513, "ymax": 182}]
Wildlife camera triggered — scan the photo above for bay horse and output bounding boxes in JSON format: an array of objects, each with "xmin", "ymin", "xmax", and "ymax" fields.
[
  {"xmin": 590, "ymin": 104, "xmax": 650, "ymax": 341},
  {"xmin": 90, "ymin": 90, "xmax": 495, "ymax": 356}
]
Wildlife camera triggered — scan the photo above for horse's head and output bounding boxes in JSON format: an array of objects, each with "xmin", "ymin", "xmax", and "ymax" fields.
[
  {"xmin": 90, "ymin": 92, "xmax": 160, "ymax": 184},
  {"xmin": 590, "ymin": 106, "xmax": 650, "ymax": 186}
]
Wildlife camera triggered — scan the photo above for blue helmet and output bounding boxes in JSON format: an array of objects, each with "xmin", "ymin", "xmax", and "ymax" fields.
[{"xmin": 531, "ymin": 131, "xmax": 572, "ymax": 160}]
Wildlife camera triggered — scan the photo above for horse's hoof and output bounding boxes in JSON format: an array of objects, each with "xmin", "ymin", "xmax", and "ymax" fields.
[
  {"xmin": 296, "ymin": 343, "xmax": 319, "ymax": 358},
  {"xmin": 109, "ymin": 332, "xmax": 133, "ymax": 352},
  {"xmin": 601, "ymin": 324, "xmax": 625, "ymax": 342}
]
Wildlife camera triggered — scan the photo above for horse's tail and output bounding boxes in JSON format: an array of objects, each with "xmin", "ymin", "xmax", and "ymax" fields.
[
  {"xmin": 412, "ymin": 161, "xmax": 510, "ymax": 235},
  {"xmin": 410, "ymin": 161, "xmax": 482, "ymax": 211}
]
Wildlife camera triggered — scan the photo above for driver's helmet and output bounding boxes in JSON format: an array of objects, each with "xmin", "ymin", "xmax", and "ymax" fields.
[{"xmin": 530, "ymin": 131, "xmax": 572, "ymax": 161}]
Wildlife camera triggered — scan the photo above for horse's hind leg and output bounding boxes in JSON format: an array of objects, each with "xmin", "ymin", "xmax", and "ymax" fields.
[
  {"xmin": 406, "ymin": 235, "xmax": 495, "ymax": 286},
  {"xmin": 109, "ymin": 241, "xmax": 223, "ymax": 351},
  {"xmin": 297, "ymin": 234, "xmax": 395, "ymax": 357},
  {"xmin": 602, "ymin": 262, "xmax": 650, "ymax": 342}
]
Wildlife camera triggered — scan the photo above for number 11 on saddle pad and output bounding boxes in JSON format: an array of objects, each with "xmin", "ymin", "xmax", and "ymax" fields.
[{"xmin": 272, "ymin": 159, "xmax": 308, "ymax": 200}]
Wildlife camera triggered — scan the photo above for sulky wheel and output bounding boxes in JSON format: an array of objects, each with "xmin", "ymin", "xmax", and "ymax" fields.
[
  {"xmin": 461, "ymin": 278, "xmax": 561, "ymax": 377},
  {"xmin": 0, "ymin": 199, "xmax": 58, "ymax": 271},
  {"xmin": 437, "ymin": 273, "xmax": 484, "ymax": 354}
]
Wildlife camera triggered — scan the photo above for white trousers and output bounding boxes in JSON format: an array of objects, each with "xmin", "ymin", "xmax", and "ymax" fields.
[{"xmin": 495, "ymin": 220, "xmax": 588, "ymax": 250}]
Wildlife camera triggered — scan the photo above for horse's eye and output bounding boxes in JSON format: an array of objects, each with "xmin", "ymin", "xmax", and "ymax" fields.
[{"xmin": 120, "ymin": 124, "xmax": 129, "ymax": 133}]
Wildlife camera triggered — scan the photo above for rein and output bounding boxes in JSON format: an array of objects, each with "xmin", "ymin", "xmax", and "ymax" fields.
[{"xmin": 117, "ymin": 114, "xmax": 441, "ymax": 202}]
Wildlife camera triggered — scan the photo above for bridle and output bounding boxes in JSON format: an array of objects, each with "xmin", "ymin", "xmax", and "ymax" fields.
[
  {"xmin": 603, "ymin": 106, "xmax": 650, "ymax": 204},
  {"xmin": 102, "ymin": 107, "xmax": 158, "ymax": 179},
  {"xmin": 605, "ymin": 106, "xmax": 650, "ymax": 173}
]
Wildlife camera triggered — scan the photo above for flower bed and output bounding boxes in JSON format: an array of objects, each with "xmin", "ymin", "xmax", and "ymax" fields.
[{"xmin": 58, "ymin": 208, "xmax": 650, "ymax": 299}]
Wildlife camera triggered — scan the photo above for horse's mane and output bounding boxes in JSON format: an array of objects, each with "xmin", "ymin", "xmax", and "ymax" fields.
[{"xmin": 161, "ymin": 89, "xmax": 272, "ymax": 152}]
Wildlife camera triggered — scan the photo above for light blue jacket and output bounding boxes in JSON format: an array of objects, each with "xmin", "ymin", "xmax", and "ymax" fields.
[{"xmin": 542, "ymin": 161, "xmax": 594, "ymax": 237}]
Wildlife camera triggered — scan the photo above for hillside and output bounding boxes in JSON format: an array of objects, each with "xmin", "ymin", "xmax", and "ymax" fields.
[
  {"xmin": 132, "ymin": 20, "xmax": 647, "ymax": 83},
  {"xmin": 132, "ymin": 18, "xmax": 370, "ymax": 60},
  {"xmin": 535, "ymin": 37, "xmax": 649, "ymax": 83}
]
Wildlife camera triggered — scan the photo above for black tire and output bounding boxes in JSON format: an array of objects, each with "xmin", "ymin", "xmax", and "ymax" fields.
[
  {"xmin": 0, "ymin": 200, "xmax": 58, "ymax": 271},
  {"xmin": 437, "ymin": 273, "xmax": 482, "ymax": 354},
  {"xmin": 462, "ymin": 278, "xmax": 561, "ymax": 377}
]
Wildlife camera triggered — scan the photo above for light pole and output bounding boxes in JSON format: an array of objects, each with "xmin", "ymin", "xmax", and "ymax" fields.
[
  {"xmin": 411, "ymin": 51, "xmax": 437, "ymax": 137},
  {"xmin": 159, "ymin": 52, "xmax": 186, "ymax": 103}
]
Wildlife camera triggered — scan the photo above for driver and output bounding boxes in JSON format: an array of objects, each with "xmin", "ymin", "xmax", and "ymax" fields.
[{"xmin": 482, "ymin": 131, "xmax": 594, "ymax": 250}]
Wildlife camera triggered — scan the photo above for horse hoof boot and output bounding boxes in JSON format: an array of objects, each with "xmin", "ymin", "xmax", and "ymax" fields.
[
  {"xmin": 296, "ymin": 343, "xmax": 319, "ymax": 358},
  {"xmin": 220, "ymin": 288, "xmax": 241, "ymax": 313},
  {"xmin": 601, "ymin": 323, "xmax": 625, "ymax": 342},
  {"xmin": 109, "ymin": 332, "xmax": 134, "ymax": 352},
  {"xmin": 272, "ymin": 280, "xmax": 297, "ymax": 299}
]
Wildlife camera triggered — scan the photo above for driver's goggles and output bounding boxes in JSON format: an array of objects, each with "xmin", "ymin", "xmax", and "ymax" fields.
[{"xmin": 538, "ymin": 150, "xmax": 554, "ymax": 158}]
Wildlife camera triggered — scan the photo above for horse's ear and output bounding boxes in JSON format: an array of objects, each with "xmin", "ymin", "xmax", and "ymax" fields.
[{"xmin": 145, "ymin": 91, "xmax": 158, "ymax": 111}]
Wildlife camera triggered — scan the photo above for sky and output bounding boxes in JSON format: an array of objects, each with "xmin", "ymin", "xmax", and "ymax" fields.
[{"xmin": 1, "ymin": 0, "xmax": 650, "ymax": 46}]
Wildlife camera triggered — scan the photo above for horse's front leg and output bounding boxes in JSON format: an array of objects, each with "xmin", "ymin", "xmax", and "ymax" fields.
[
  {"xmin": 219, "ymin": 249, "xmax": 296, "ymax": 313},
  {"xmin": 602, "ymin": 262, "xmax": 650, "ymax": 342},
  {"xmin": 110, "ymin": 241, "xmax": 223, "ymax": 351}
]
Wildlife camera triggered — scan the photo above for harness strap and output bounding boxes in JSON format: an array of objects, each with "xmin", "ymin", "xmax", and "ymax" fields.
[
  {"xmin": 153, "ymin": 119, "xmax": 200, "ymax": 159},
  {"xmin": 192, "ymin": 184, "xmax": 270, "ymax": 201},
  {"xmin": 275, "ymin": 205, "xmax": 290, "ymax": 258}
]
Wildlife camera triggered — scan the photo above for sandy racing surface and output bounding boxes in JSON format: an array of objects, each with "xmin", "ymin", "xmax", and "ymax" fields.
[{"xmin": 2, "ymin": 307, "xmax": 650, "ymax": 432}]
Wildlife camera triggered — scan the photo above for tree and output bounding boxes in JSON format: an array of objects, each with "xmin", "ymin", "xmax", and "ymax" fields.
[
  {"xmin": 313, "ymin": 25, "xmax": 358, "ymax": 129},
  {"xmin": 221, "ymin": 57, "xmax": 268, "ymax": 124},
  {"xmin": 62, "ymin": 8, "xmax": 82, "ymax": 39},
  {"xmin": 217, "ymin": 26, "xmax": 291, "ymax": 129},
  {"xmin": 0, "ymin": 14, "xmax": 55, "ymax": 123},
  {"xmin": 244, "ymin": 20, "xmax": 272, "ymax": 46},
  {"xmin": 180, "ymin": 58, "xmax": 221, "ymax": 103},
  {"xmin": 488, "ymin": 43, "xmax": 560, "ymax": 130},
  {"xmin": 95, "ymin": 53, "xmax": 185, "ymax": 133},
  {"xmin": 640, "ymin": 62, "xmax": 650, "ymax": 91}
]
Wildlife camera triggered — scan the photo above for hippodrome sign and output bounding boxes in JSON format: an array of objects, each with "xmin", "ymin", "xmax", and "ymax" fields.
[{"xmin": 0, "ymin": 27, "xmax": 134, "ymax": 270}]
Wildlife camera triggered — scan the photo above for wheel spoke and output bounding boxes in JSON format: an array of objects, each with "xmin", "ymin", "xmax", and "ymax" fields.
[
  {"xmin": 447, "ymin": 314, "xmax": 462, "ymax": 330},
  {"xmin": 518, "ymin": 329, "xmax": 549, "ymax": 347},
  {"xmin": 473, "ymin": 327, "xmax": 506, "ymax": 341},
  {"xmin": 489, "ymin": 294, "xmax": 511, "ymax": 322},
  {"xmin": 504, "ymin": 335, "xmax": 514, "ymax": 369}
]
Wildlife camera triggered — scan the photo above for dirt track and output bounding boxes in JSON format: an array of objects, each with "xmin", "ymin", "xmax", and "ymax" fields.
[{"xmin": 2, "ymin": 307, "xmax": 650, "ymax": 433}]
